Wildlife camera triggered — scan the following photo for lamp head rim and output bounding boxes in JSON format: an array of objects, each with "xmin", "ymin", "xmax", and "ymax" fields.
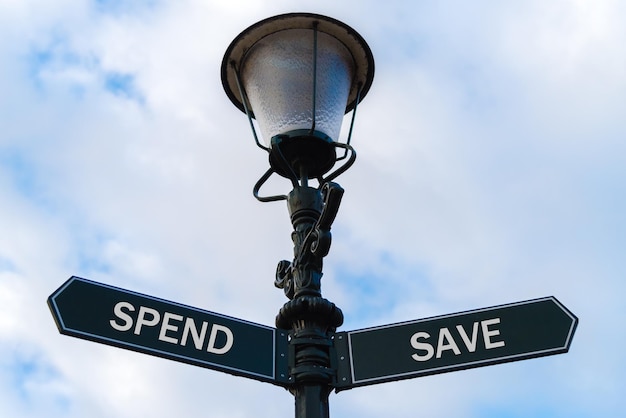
[{"xmin": 221, "ymin": 12, "xmax": 375, "ymax": 117}]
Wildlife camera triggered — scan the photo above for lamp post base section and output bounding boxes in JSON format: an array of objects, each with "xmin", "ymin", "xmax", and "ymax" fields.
[{"xmin": 277, "ymin": 296, "xmax": 343, "ymax": 418}]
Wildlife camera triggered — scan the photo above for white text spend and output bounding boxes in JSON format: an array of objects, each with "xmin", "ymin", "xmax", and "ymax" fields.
[{"xmin": 109, "ymin": 301, "xmax": 234, "ymax": 354}]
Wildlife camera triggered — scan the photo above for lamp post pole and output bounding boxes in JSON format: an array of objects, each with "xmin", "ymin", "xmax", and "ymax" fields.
[{"xmin": 275, "ymin": 178, "xmax": 345, "ymax": 418}]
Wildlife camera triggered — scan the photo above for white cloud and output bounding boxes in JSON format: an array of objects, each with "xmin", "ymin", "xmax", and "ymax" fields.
[{"xmin": 0, "ymin": 1, "xmax": 624, "ymax": 417}]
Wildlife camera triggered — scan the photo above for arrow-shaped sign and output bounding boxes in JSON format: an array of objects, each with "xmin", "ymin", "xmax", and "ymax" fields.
[
  {"xmin": 48, "ymin": 276, "xmax": 289, "ymax": 386},
  {"xmin": 334, "ymin": 297, "xmax": 577, "ymax": 390}
]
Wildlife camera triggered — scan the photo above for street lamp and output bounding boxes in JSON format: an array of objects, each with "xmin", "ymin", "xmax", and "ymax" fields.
[
  {"xmin": 221, "ymin": 12, "xmax": 374, "ymax": 199},
  {"xmin": 221, "ymin": 12, "xmax": 374, "ymax": 418}
]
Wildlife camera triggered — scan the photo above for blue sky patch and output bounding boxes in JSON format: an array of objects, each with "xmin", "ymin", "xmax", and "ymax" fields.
[
  {"xmin": 0, "ymin": 150, "xmax": 43, "ymax": 202},
  {"xmin": 334, "ymin": 252, "xmax": 435, "ymax": 327},
  {"xmin": 5, "ymin": 351, "xmax": 63, "ymax": 405},
  {"xmin": 93, "ymin": 0, "xmax": 161, "ymax": 16},
  {"xmin": 104, "ymin": 72, "xmax": 144, "ymax": 103}
]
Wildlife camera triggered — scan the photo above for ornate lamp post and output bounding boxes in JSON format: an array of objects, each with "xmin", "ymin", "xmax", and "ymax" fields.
[{"xmin": 221, "ymin": 12, "xmax": 374, "ymax": 418}]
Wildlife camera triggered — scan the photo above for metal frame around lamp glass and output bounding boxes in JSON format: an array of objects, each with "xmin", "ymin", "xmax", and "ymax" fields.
[
  {"xmin": 221, "ymin": 12, "xmax": 374, "ymax": 418},
  {"xmin": 221, "ymin": 12, "xmax": 374, "ymax": 201}
]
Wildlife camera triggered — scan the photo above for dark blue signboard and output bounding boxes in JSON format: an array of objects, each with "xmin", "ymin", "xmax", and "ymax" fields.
[
  {"xmin": 48, "ymin": 276, "xmax": 289, "ymax": 386},
  {"xmin": 334, "ymin": 297, "xmax": 577, "ymax": 389}
]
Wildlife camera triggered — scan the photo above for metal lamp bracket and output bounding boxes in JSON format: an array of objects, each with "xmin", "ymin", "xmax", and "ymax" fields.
[{"xmin": 252, "ymin": 142, "xmax": 356, "ymax": 203}]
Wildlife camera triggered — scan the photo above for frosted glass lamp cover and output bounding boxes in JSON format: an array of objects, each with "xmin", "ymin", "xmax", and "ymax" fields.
[
  {"xmin": 241, "ymin": 29, "xmax": 352, "ymax": 145},
  {"xmin": 222, "ymin": 13, "xmax": 374, "ymax": 147}
]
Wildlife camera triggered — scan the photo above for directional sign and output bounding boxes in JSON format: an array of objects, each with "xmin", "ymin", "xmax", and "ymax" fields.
[
  {"xmin": 48, "ymin": 276, "xmax": 289, "ymax": 386},
  {"xmin": 334, "ymin": 297, "xmax": 577, "ymax": 390}
]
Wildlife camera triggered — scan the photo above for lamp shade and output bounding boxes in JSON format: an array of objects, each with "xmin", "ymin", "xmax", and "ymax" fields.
[
  {"xmin": 240, "ymin": 29, "xmax": 353, "ymax": 145},
  {"xmin": 221, "ymin": 13, "xmax": 374, "ymax": 178}
]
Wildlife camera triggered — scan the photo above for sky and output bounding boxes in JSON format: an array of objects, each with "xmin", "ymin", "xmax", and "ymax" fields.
[{"xmin": 1, "ymin": 0, "xmax": 625, "ymax": 417}]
